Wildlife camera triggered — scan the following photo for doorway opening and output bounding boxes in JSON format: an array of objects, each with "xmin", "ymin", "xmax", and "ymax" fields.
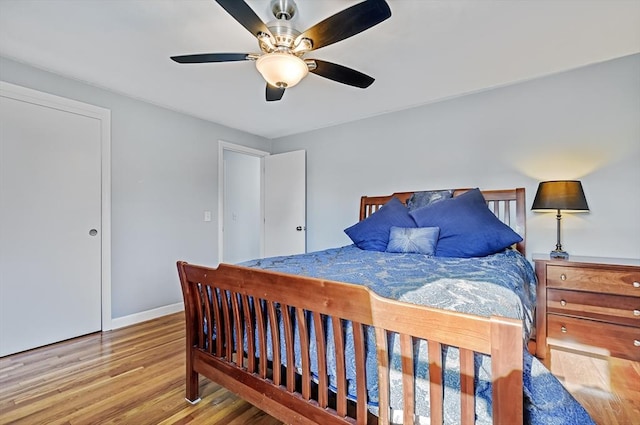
[{"xmin": 218, "ymin": 141, "xmax": 269, "ymax": 264}]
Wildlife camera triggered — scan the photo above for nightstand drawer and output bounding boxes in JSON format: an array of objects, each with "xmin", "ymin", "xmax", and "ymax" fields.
[
  {"xmin": 546, "ymin": 265, "xmax": 640, "ymax": 296},
  {"xmin": 547, "ymin": 314, "xmax": 640, "ymax": 361},
  {"xmin": 547, "ymin": 288, "xmax": 640, "ymax": 327}
]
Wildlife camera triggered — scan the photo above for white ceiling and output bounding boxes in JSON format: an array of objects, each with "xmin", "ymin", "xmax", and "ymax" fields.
[{"xmin": 1, "ymin": 0, "xmax": 638, "ymax": 139}]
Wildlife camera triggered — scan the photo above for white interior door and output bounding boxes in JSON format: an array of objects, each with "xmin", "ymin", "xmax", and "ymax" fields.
[
  {"xmin": 264, "ymin": 150, "xmax": 306, "ymax": 257},
  {"xmin": 0, "ymin": 92, "xmax": 102, "ymax": 356}
]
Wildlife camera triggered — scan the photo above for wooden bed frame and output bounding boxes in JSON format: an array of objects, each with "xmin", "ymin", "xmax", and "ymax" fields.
[{"xmin": 177, "ymin": 188, "xmax": 527, "ymax": 425}]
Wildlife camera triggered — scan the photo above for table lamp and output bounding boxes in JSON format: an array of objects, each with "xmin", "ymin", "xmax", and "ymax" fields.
[{"xmin": 532, "ymin": 180, "xmax": 589, "ymax": 259}]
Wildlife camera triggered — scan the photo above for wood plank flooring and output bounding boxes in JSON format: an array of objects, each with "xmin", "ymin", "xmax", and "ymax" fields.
[
  {"xmin": 1, "ymin": 312, "xmax": 637, "ymax": 424},
  {"xmin": 541, "ymin": 346, "xmax": 640, "ymax": 425},
  {"xmin": 0, "ymin": 313, "xmax": 282, "ymax": 425}
]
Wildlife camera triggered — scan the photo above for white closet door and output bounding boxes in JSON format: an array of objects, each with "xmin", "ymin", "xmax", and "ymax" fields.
[{"xmin": 0, "ymin": 94, "xmax": 102, "ymax": 356}]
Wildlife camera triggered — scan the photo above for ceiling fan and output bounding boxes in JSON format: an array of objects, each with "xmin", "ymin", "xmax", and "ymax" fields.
[{"xmin": 171, "ymin": 0, "xmax": 392, "ymax": 102}]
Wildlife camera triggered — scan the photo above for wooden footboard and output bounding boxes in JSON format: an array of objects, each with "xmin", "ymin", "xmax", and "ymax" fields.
[{"xmin": 177, "ymin": 261, "xmax": 523, "ymax": 425}]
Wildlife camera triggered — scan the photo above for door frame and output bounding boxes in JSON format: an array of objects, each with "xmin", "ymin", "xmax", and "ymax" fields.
[
  {"xmin": 218, "ymin": 140, "xmax": 269, "ymax": 265},
  {"xmin": 0, "ymin": 81, "xmax": 112, "ymax": 331}
]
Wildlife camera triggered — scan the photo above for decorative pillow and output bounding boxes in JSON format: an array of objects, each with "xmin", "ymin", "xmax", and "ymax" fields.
[
  {"xmin": 406, "ymin": 189, "xmax": 454, "ymax": 211},
  {"xmin": 409, "ymin": 188, "xmax": 523, "ymax": 258},
  {"xmin": 344, "ymin": 197, "xmax": 416, "ymax": 251},
  {"xmin": 386, "ymin": 226, "xmax": 440, "ymax": 255}
]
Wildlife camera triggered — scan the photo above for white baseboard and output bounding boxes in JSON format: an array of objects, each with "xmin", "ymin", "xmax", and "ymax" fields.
[{"xmin": 110, "ymin": 302, "xmax": 184, "ymax": 330}]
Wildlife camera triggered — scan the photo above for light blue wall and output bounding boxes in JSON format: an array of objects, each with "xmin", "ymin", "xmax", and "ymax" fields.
[
  {"xmin": 0, "ymin": 56, "xmax": 271, "ymax": 319},
  {"xmin": 272, "ymin": 54, "xmax": 640, "ymax": 261},
  {"xmin": 3, "ymin": 52, "xmax": 638, "ymax": 321}
]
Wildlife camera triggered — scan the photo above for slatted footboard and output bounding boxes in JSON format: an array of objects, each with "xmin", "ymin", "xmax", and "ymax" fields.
[{"xmin": 177, "ymin": 261, "xmax": 523, "ymax": 425}]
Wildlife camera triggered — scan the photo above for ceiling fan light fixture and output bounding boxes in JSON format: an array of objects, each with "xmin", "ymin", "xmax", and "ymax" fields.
[{"xmin": 256, "ymin": 52, "xmax": 308, "ymax": 88}]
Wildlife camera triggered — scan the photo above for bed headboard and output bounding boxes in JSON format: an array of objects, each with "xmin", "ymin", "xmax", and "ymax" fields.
[{"xmin": 359, "ymin": 188, "xmax": 526, "ymax": 256}]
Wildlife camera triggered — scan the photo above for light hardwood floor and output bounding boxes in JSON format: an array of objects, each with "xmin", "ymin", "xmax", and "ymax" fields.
[
  {"xmin": 0, "ymin": 313, "xmax": 282, "ymax": 425},
  {"xmin": 541, "ymin": 346, "xmax": 639, "ymax": 425},
  {"xmin": 1, "ymin": 312, "xmax": 637, "ymax": 424}
]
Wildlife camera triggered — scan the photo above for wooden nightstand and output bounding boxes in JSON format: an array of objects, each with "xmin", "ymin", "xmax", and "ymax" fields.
[{"xmin": 534, "ymin": 254, "xmax": 640, "ymax": 360}]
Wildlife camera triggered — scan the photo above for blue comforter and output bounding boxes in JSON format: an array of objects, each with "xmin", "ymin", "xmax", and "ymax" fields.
[{"xmin": 240, "ymin": 245, "xmax": 594, "ymax": 424}]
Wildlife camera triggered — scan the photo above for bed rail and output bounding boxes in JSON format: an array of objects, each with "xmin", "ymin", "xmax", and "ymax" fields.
[{"xmin": 177, "ymin": 261, "xmax": 523, "ymax": 425}]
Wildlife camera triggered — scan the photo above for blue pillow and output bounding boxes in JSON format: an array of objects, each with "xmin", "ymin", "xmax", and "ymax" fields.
[
  {"xmin": 344, "ymin": 197, "xmax": 416, "ymax": 251},
  {"xmin": 406, "ymin": 189, "xmax": 454, "ymax": 211},
  {"xmin": 409, "ymin": 188, "xmax": 523, "ymax": 258},
  {"xmin": 386, "ymin": 226, "xmax": 440, "ymax": 255}
]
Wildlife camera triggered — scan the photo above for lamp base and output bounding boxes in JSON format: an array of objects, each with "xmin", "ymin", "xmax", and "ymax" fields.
[{"xmin": 550, "ymin": 249, "xmax": 569, "ymax": 259}]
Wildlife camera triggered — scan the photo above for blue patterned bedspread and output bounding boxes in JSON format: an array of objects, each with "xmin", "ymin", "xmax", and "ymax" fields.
[{"xmin": 240, "ymin": 245, "xmax": 594, "ymax": 424}]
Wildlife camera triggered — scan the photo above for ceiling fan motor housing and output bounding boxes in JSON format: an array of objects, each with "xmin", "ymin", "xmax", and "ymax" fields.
[
  {"xmin": 266, "ymin": 0, "xmax": 305, "ymax": 51},
  {"xmin": 263, "ymin": 19, "xmax": 301, "ymax": 52}
]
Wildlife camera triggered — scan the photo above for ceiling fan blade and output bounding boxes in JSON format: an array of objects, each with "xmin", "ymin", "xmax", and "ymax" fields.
[
  {"xmin": 309, "ymin": 60, "xmax": 375, "ymax": 88},
  {"xmin": 215, "ymin": 0, "xmax": 272, "ymax": 39},
  {"xmin": 171, "ymin": 53, "xmax": 251, "ymax": 64},
  {"xmin": 266, "ymin": 84, "xmax": 285, "ymax": 102},
  {"xmin": 297, "ymin": 0, "xmax": 391, "ymax": 51}
]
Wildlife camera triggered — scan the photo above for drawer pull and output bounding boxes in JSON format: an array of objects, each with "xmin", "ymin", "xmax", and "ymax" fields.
[
  {"xmin": 561, "ymin": 326, "xmax": 567, "ymax": 333},
  {"xmin": 560, "ymin": 300, "xmax": 567, "ymax": 307},
  {"xmin": 634, "ymin": 281, "xmax": 640, "ymax": 288},
  {"xmin": 634, "ymin": 309, "xmax": 640, "ymax": 317},
  {"xmin": 560, "ymin": 274, "xmax": 567, "ymax": 281},
  {"xmin": 635, "ymin": 340, "xmax": 640, "ymax": 347}
]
